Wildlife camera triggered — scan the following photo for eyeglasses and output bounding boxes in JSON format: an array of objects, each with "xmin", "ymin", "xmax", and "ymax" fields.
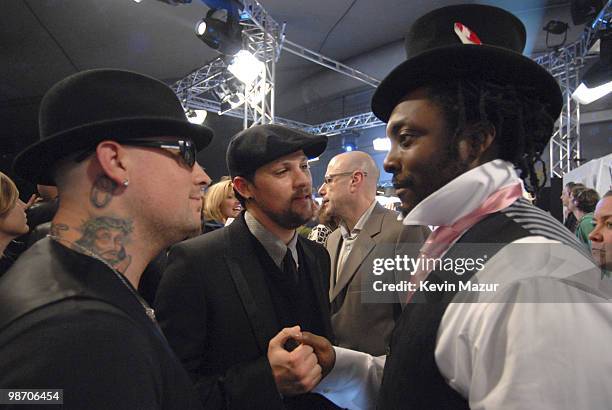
[
  {"xmin": 323, "ymin": 170, "xmax": 368, "ymax": 185},
  {"xmin": 122, "ymin": 139, "xmax": 197, "ymax": 168},
  {"xmin": 75, "ymin": 139, "xmax": 197, "ymax": 168}
]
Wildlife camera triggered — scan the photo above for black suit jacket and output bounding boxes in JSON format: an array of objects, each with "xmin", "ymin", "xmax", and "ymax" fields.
[{"xmin": 155, "ymin": 214, "xmax": 334, "ymax": 409}]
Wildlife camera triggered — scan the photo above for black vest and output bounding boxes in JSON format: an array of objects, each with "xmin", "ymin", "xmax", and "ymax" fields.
[
  {"xmin": 250, "ymin": 234, "xmax": 339, "ymax": 410},
  {"xmin": 377, "ymin": 210, "xmax": 532, "ymax": 409}
]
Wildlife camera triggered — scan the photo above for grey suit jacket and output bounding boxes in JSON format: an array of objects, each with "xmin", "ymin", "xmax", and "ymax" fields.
[{"xmin": 326, "ymin": 203, "xmax": 429, "ymax": 355}]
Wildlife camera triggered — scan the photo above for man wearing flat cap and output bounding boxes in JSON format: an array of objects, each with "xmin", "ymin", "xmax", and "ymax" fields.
[
  {"xmin": 0, "ymin": 69, "xmax": 212, "ymax": 408},
  {"xmin": 302, "ymin": 4, "xmax": 612, "ymax": 410},
  {"xmin": 155, "ymin": 124, "xmax": 340, "ymax": 409}
]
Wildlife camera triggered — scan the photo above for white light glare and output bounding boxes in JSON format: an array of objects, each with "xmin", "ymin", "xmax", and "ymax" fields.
[
  {"xmin": 228, "ymin": 50, "xmax": 265, "ymax": 84},
  {"xmin": 307, "ymin": 157, "xmax": 319, "ymax": 163},
  {"xmin": 133, "ymin": 0, "xmax": 143, "ymax": 3},
  {"xmin": 195, "ymin": 20, "xmax": 207, "ymax": 36},
  {"xmin": 186, "ymin": 109, "xmax": 207, "ymax": 124},
  {"xmin": 373, "ymin": 137, "xmax": 391, "ymax": 151},
  {"xmin": 571, "ymin": 81, "xmax": 612, "ymax": 105}
]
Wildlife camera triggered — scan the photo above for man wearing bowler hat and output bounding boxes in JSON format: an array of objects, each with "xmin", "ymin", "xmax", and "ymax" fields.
[
  {"xmin": 155, "ymin": 124, "xmax": 340, "ymax": 409},
  {"xmin": 0, "ymin": 69, "xmax": 212, "ymax": 409},
  {"xmin": 304, "ymin": 4, "xmax": 612, "ymax": 409}
]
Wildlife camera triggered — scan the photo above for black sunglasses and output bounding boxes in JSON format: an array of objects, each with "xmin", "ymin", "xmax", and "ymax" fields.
[{"xmin": 75, "ymin": 139, "xmax": 197, "ymax": 168}]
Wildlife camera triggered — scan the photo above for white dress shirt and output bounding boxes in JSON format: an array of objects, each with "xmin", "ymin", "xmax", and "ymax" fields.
[{"xmin": 316, "ymin": 160, "xmax": 612, "ymax": 410}]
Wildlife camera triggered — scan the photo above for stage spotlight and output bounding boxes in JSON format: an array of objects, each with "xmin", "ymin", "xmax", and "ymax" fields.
[
  {"xmin": 194, "ymin": 8, "xmax": 242, "ymax": 56},
  {"xmin": 572, "ymin": 30, "xmax": 612, "ymax": 104},
  {"xmin": 228, "ymin": 50, "xmax": 265, "ymax": 84},
  {"xmin": 543, "ymin": 20, "xmax": 569, "ymax": 49},
  {"xmin": 342, "ymin": 134, "xmax": 358, "ymax": 152},
  {"xmin": 185, "ymin": 109, "xmax": 207, "ymax": 124}
]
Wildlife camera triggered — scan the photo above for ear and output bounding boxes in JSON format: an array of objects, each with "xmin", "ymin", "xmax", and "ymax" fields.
[
  {"xmin": 350, "ymin": 171, "xmax": 367, "ymax": 191},
  {"xmin": 95, "ymin": 141, "xmax": 129, "ymax": 186},
  {"xmin": 232, "ymin": 176, "xmax": 253, "ymax": 200},
  {"xmin": 457, "ymin": 123, "xmax": 497, "ymax": 167}
]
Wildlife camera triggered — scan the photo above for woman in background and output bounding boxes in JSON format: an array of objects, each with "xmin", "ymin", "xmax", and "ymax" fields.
[
  {"xmin": 202, "ymin": 179, "xmax": 241, "ymax": 233},
  {"xmin": 571, "ymin": 187, "xmax": 600, "ymax": 249},
  {"xmin": 0, "ymin": 172, "xmax": 30, "ymax": 275}
]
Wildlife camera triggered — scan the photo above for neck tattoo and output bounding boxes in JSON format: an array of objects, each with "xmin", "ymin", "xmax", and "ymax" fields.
[{"xmin": 47, "ymin": 234, "xmax": 156, "ymax": 322}]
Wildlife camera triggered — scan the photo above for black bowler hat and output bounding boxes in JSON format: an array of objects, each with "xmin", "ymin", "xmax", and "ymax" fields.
[
  {"xmin": 13, "ymin": 69, "xmax": 214, "ymax": 184},
  {"xmin": 371, "ymin": 4, "xmax": 562, "ymax": 123},
  {"xmin": 226, "ymin": 124, "xmax": 327, "ymax": 178}
]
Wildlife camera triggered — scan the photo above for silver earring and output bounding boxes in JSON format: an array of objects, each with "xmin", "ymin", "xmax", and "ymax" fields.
[{"xmin": 122, "ymin": 179, "xmax": 129, "ymax": 187}]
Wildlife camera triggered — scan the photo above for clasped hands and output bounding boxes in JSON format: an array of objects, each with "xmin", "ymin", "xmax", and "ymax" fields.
[{"xmin": 267, "ymin": 325, "xmax": 335, "ymax": 397}]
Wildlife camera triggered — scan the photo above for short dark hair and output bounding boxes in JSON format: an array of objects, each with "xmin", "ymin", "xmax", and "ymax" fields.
[
  {"xmin": 573, "ymin": 188, "xmax": 600, "ymax": 213},
  {"xmin": 604, "ymin": 190, "xmax": 612, "ymax": 199},
  {"xmin": 233, "ymin": 171, "xmax": 255, "ymax": 209},
  {"xmin": 426, "ymin": 79, "xmax": 555, "ymax": 195}
]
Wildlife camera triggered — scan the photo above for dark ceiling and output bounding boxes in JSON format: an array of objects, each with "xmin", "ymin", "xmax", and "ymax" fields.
[{"xmin": 1, "ymin": 0, "xmax": 609, "ymax": 161}]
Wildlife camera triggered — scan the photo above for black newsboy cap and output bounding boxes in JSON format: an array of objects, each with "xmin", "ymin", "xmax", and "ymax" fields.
[{"xmin": 226, "ymin": 124, "xmax": 327, "ymax": 178}]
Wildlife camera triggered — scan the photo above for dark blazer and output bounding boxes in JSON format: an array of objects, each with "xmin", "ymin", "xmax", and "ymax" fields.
[
  {"xmin": 155, "ymin": 214, "xmax": 334, "ymax": 409},
  {"xmin": 326, "ymin": 203, "xmax": 429, "ymax": 355}
]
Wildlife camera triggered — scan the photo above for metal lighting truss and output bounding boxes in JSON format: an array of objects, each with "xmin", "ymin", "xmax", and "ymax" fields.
[
  {"xmin": 172, "ymin": 0, "xmax": 282, "ymax": 126},
  {"xmin": 319, "ymin": 0, "xmax": 612, "ymax": 158},
  {"xmin": 171, "ymin": 0, "xmax": 382, "ymax": 131},
  {"xmin": 305, "ymin": 111, "xmax": 384, "ymax": 136},
  {"xmin": 536, "ymin": 0, "xmax": 612, "ymax": 177},
  {"xmin": 281, "ymin": 39, "xmax": 380, "ymax": 88}
]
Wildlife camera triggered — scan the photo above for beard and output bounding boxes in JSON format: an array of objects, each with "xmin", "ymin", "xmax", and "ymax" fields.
[
  {"xmin": 256, "ymin": 197, "xmax": 313, "ymax": 229},
  {"xmin": 394, "ymin": 145, "xmax": 472, "ymax": 217}
]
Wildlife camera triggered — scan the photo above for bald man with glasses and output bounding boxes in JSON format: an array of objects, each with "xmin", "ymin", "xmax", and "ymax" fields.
[{"xmin": 318, "ymin": 151, "xmax": 428, "ymax": 356}]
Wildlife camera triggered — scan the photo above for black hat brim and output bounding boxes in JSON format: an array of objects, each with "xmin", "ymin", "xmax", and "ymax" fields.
[
  {"xmin": 302, "ymin": 138, "xmax": 327, "ymax": 160},
  {"xmin": 13, "ymin": 117, "xmax": 214, "ymax": 185},
  {"xmin": 372, "ymin": 44, "xmax": 562, "ymax": 123}
]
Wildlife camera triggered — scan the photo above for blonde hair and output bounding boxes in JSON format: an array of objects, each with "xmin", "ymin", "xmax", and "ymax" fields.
[
  {"xmin": 203, "ymin": 179, "xmax": 235, "ymax": 223},
  {"xmin": 0, "ymin": 172, "xmax": 19, "ymax": 217}
]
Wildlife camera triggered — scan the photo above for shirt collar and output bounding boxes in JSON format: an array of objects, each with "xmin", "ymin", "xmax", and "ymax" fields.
[
  {"xmin": 245, "ymin": 211, "xmax": 299, "ymax": 268},
  {"xmin": 339, "ymin": 199, "xmax": 377, "ymax": 240},
  {"xmin": 402, "ymin": 159, "xmax": 523, "ymax": 227}
]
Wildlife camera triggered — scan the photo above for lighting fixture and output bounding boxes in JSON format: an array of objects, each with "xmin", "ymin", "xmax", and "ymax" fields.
[
  {"xmin": 185, "ymin": 109, "xmax": 208, "ymax": 124},
  {"xmin": 342, "ymin": 133, "xmax": 358, "ymax": 152},
  {"xmin": 228, "ymin": 50, "xmax": 265, "ymax": 84},
  {"xmin": 543, "ymin": 20, "xmax": 569, "ymax": 49},
  {"xmin": 194, "ymin": 8, "xmax": 242, "ymax": 56}
]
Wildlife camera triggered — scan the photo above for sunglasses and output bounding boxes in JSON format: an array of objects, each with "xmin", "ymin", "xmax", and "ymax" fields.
[{"xmin": 75, "ymin": 139, "xmax": 197, "ymax": 168}]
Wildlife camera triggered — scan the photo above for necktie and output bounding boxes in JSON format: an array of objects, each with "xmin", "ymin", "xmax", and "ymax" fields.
[
  {"xmin": 282, "ymin": 248, "xmax": 299, "ymax": 285},
  {"xmin": 405, "ymin": 182, "xmax": 523, "ymax": 302}
]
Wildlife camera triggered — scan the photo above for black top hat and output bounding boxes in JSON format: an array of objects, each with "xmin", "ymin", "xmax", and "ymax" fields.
[
  {"xmin": 13, "ymin": 69, "xmax": 214, "ymax": 184},
  {"xmin": 371, "ymin": 4, "xmax": 562, "ymax": 123},
  {"xmin": 226, "ymin": 124, "xmax": 327, "ymax": 178}
]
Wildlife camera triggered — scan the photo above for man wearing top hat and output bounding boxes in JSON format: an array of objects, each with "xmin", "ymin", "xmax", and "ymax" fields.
[
  {"xmin": 0, "ymin": 69, "xmax": 212, "ymax": 409},
  {"xmin": 304, "ymin": 4, "xmax": 612, "ymax": 409},
  {"xmin": 155, "ymin": 124, "xmax": 340, "ymax": 409}
]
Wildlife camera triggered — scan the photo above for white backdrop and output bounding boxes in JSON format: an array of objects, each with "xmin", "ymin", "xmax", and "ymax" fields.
[{"xmin": 563, "ymin": 153, "xmax": 612, "ymax": 195}]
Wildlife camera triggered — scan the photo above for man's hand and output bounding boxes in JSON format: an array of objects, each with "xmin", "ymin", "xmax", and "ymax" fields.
[
  {"xmin": 299, "ymin": 331, "xmax": 336, "ymax": 378},
  {"xmin": 267, "ymin": 326, "xmax": 322, "ymax": 397}
]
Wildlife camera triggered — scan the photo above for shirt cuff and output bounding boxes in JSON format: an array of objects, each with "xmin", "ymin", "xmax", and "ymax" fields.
[{"xmin": 313, "ymin": 346, "xmax": 385, "ymax": 410}]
